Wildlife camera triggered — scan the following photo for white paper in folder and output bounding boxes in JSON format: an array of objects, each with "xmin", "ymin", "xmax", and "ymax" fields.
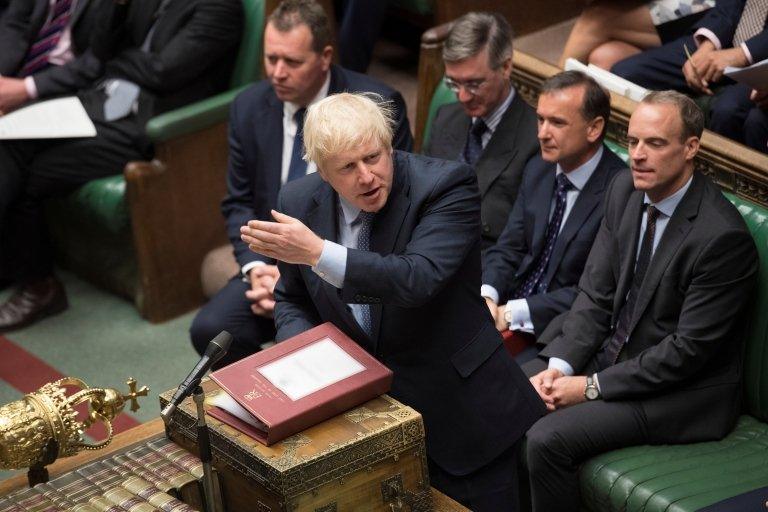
[{"xmin": 0, "ymin": 96, "xmax": 96, "ymax": 139}]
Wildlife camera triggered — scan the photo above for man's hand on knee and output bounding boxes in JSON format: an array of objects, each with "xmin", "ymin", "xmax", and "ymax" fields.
[
  {"xmin": 529, "ymin": 368, "xmax": 564, "ymax": 412},
  {"xmin": 548, "ymin": 375, "xmax": 588, "ymax": 410}
]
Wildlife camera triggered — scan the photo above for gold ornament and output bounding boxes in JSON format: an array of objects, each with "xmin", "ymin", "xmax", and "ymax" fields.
[{"xmin": 0, "ymin": 377, "xmax": 148, "ymax": 470}]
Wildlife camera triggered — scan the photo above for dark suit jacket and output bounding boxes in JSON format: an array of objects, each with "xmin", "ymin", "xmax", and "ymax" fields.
[
  {"xmin": 86, "ymin": 0, "xmax": 242, "ymax": 122},
  {"xmin": 482, "ymin": 146, "xmax": 626, "ymax": 335},
  {"xmin": 695, "ymin": 0, "xmax": 768, "ymax": 60},
  {"xmin": 0, "ymin": 0, "xmax": 103, "ymax": 96},
  {"xmin": 542, "ymin": 170, "xmax": 758, "ymax": 443},
  {"xmin": 221, "ymin": 65, "xmax": 414, "ymax": 270},
  {"xmin": 273, "ymin": 152, "xmax": 546, "ymax": 475},
  {"xmin": 423, "ymin": 92, "xmax": 539, "ymax": 245}
]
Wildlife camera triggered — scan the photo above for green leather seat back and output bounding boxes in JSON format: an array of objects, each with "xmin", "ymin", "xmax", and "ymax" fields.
[
  {"xmin": 230, "ymin": 0, "xmax": 265, "ymax": 87},
  {"xmin": 422, "ymin": 79, "xmax": 456, "ymax": 151}
]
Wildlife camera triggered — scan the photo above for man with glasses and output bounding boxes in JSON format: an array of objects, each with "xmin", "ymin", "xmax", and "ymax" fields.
[{"xmin": 423, "ymin": 11, "xmax": 539, "ymax": 248}]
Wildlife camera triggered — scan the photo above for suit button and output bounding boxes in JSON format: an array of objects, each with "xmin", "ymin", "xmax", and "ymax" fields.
[
  {"xmin": 355, "ymin": 295, "xmax": 361, "ymax": 301},
  {"xmin": 482, "ymin": 224, "xmax": 490, "ymax": 233}
]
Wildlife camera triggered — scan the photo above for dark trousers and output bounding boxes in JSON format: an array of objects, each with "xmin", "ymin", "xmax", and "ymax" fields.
[
  {"xmin": 337, "ymin": 0, "xmax": 388, "ymax": 73},
  {"xmin": 189, "ymin": 276, "xmax": 276, "ymax": 369},
  {"xmin": 521, "ymin": 357, "xmax": 651, "ymax": 512},
  {"xmin": 745, "ymin": 106, "xmax": 768, "ymax": 154},
  {"xmin": 0, "ymin": 115, "xmax": 148, "ymax": 281},
  {"xmin": 428, "ymin": 441, "xmax": 522, "ymax": 512},
  {"xmin": 611, "ymin": 36, "xmax": 761, "ymax": 149}
]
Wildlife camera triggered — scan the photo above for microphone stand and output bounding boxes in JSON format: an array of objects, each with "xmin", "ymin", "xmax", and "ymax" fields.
[{"xmin": 192, "ymin": 385, "xmax": 222, "ymax": 512}]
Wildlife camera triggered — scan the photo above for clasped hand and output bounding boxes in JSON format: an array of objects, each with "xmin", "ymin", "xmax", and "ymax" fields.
[
  {"xmin": 529, "ymin": 369, "xmax": 587, "ymax": 412},
  {"xmin": 240, "ymin": 210, "xmax": 324, "ymax": 267},
  {"xmin": 246, "ymin": 264, "xmax": 279, "ymax": 317}
]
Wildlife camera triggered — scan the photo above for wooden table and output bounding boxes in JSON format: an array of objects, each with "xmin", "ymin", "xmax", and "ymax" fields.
[{"xmin": 0, "ymin": 418, "xmax": 469, "ymax": 511}]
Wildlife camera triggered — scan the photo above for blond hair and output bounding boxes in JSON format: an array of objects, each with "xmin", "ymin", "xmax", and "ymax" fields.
[{"xmin": 303, "ymin": 92, "xmax": 394, "ymax": 168}]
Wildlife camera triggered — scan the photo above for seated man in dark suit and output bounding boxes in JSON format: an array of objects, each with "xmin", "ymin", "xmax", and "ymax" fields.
[
  {"xmin": 523, "ymin": 90, "xmax": 758, "ymax": 511},
  {"xmin": 189, "ymin": 0, "xmax": 412, "ymax": 368},
  {"xmin": 746, "ymin": 87, "xmax": 768, "ymax": 152},
  {"xmin": 240, "ymin": 92, "xmax": 545, "ymax": 511},
  {"xmin": 423, "ymin": 11, "xmax": 539, "ymax": 248},
  {"xmin": 0, "ymin": 0, "xmax": 243, "ymax": 328},
  {"xmin": 482, "ymin": 71, "xmax": 626, "ymax": 364},
  {"xmin": 612, "ymin": 0, "xmax": 768, "ymax": 153},
  {"xmin": 0, "ymin": 0, "xmax": 102, "ymax": 116}
]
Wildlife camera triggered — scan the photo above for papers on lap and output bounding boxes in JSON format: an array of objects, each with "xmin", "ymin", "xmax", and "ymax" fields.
[
  {"xmin": 564, "ymin": 58, "xmax": 649, "ymax": 102},
  {"xmin": 209, "ymin": 322, "xmax": 393, "ymax": 445},
  {"xmin": 0, "ymin": 96, "xmax": 96, "ymax": 139},
  {"xmin": 725, "ymin": 58, "xmax": 768, "ymax": 90}
]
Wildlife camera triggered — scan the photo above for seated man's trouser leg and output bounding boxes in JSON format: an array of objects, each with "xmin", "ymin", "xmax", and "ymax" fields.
[
  {"xmin": 189, "ymin": 276, "xmax": 276, "ymax": 369},
  {"xmin": 709, "ymin": 83, "xmax": 756, "ymax": 144},
  {"xmin": 611, "ymin": 35, "xmax": 692, "ymax": 91},
  {"xmin": 428, "ymin": 441, "xmax": 522, "ymax": 512},
  {"xmin": 744, "ymin": 106, "xmax": 768, "ymax": 153},
  {"xmin": 2, "ymin": 117, "xmax": 148, "ymax": 282},
  {"xmin": 526, "ymin": 400, "xmax": 650, "ymax": 512}
]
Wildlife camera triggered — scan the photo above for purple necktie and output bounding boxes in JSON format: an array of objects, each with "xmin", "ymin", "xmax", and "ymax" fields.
[{"xmin": 19, "ymin": 0, "xmax": 74, "ymax": 77}]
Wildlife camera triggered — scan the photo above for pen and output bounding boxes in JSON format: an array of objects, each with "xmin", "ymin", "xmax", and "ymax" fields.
[{"xmin": 683, "ymin": 43, "xmax": 710, "ymax": 92}]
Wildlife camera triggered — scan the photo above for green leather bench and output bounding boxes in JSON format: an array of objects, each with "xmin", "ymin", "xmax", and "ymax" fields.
[
  {"xmin": 425, "ymin": 82, "xmax": 768, "ymax": 512},
  {"xmin": 45, "ymin": 0, "xmax": 265, "ymax": 322}
]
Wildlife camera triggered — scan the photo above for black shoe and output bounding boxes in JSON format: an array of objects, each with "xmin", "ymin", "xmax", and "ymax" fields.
[{"xmin": 0, "ymin": 276, "xmax": 68, "ymax": 332}]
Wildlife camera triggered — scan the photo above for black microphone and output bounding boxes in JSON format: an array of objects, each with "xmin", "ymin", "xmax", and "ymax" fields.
[{"xmin": 160, "ymin": 331, "xmax": 233, "ymax": 423}]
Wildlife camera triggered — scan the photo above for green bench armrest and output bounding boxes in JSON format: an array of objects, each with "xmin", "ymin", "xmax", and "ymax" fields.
[{"xmin": 145, "ymin": 85, "xmax": 251, "ymax": 142}]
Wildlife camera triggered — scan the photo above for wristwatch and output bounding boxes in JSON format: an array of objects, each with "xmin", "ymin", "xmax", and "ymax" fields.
[
  {"xmin": 503, "ymin": 304, "xmax": 512, "ymax": 326},
  {"xmin": 584, "ymin": 375, "xmax": 600, "ymax": 401}
]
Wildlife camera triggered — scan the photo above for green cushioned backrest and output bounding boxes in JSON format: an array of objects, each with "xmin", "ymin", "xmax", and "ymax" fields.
[
  {"xmin": 723, "ymin": 192, "xmax": 768, "ymax": 421},
  {"xmin": 603, "ymin": 139, "xmax": 629, "ymax": 165},
  {"xmin": 390, "ymin": 0, "xmax": 433, "ymax": 15},
  {"xmin": 422, "ymin": 79, "xmax": 457, "ymax": 150},
  {"xmin": 230, "ymin": 0, "xmax": 265, "ymax": 87}
]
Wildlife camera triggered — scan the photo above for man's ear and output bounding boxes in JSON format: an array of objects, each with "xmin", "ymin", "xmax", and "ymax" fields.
[
  {"xmin": 684, "ymin": 136, "xmax": 700, "ymax": 161},
  {"xmin": 586, "ymin": 116, "xmax": 605, "ymax": 144},
  {"xmin": 320, "ymin": 45, "xmax": 333, "ymax": 71}
]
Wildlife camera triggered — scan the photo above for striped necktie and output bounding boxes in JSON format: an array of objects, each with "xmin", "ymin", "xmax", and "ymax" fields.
[
  {"xmin": 733, "ymin": 0, "xmax": 768, "ymax": 46},
  {"xmin": 356, "ymin": 212, "xmax": 375, "ymax": 337},
  {"xmin": 19, "ymin": 0, "xmax": 74, "ymax": 77}
]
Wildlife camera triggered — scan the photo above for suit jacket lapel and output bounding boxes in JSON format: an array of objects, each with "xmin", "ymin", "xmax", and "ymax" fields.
[
  {"xmin": 628, "ymin": 174, "xmax": 701, "ymax": 333},
  {"xmin": 70, "ymin": 0, "xmax": 89, "ymax": 26},
  {"xmin": 135, "ymin": 0, "xmax": 161, "ymax": 42},
  {"xmin": 526, "ymin": 167, "xmax": 556, "ymax": 270},
  {"xmin": 614, "ymin": 191, "xmax": 645, "ymax": 315},
  {"xmin": 442, "ymin": 113, "xmax": 470, "ymax": 161},
  {"xmin": 368, "ymin": 154, "xmax": 411, "ymax": 349},
  {"xmin": 475, "ymin": 94, "xmax": 526, "ymax": 196},
  {"xmin": 544, "ymin": 150, "xmax": 611, "ymax": 285}
]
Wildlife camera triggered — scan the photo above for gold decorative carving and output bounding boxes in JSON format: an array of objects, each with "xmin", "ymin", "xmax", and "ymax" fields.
[{"xmin": 0, "ymin": 377, "xmax": 148, "ymax": 469}]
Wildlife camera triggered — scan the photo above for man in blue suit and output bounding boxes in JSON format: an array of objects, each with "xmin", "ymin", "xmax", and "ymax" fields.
[
  {"xmin": 612, "ymin": 0, "xmax": 768, "ymax": 152},
  {"xmin": 240, "ymin": 93, "xmax": 545, "ymax": 511},
  {"xmin": 482, "ymin": 71, "xmax": 626, "ymax": 363},
  {"xmin": 189, "ymin": 0, "xmax": 412, "ymax": 367}
]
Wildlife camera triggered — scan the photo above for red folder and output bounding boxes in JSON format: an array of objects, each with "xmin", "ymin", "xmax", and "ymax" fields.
[{"xmin": 208, "ymin": 322, "xmax": 393, "ymax": 445}]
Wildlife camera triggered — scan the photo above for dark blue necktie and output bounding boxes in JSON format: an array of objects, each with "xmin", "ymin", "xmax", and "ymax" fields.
[
  {"xmin": 287, "ymin": 108, "xmax": 307, "ymax": 182},
  {"xmin": 461, "ymin": 118, "xmax": 487, "ymax": 166},
  {"xmin": 514, "ymin": 173, "xmax": 574, "ymax": 299},
  {"xmin": 356, "ymin": 211, "xmax": 375, "ymax": 336},
  {"xmin": 596, "ymin": 204, "xmax": 660, "ymax": 370}
]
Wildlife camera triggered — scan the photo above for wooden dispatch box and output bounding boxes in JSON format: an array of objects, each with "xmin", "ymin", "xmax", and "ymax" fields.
[{"xmin": 159, "ymin": 379, "xmax": 432, "ymax": 512}]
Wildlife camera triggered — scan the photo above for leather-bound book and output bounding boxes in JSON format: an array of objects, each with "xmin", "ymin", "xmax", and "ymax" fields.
[
  {"xmin": 76, "ymin": 461, "xmax": 157, "ymax": 512},
  {"xmin": 112, "ymin": 453, "xmax": 175, "ymax": 494},
  {"xmin": 123, "ymin": 445, "xmax": 198, "ymax": 490},
  {"xmin": 209, "ymin": 322, "xmax": 393, "ymax": 445},
  {"xmin": 119, "ymin": 476, "xmax": 195, "ymax": 512},
  {"xmin": 147, "ymin": 438, "xmax": 204, "ymax": 479},
  {"xmin": 8, "ymin": 487, "xmax": 62, "ymax": 512}
]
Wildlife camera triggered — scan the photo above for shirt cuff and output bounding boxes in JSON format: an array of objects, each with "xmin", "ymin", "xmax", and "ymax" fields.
[
  {"xmin": 241, "ymin": 260, "xmax": 264, "ymax": 278},
  {"xmin": 480, "ymin": 284, "xmax": 499, "ymax": 304},
  {"xmin": 740, "ymin": 42, "xmax": 754, "ymax": 65},
  {"xmin": 694, "ymin": 28, "xmax": 721, "ymax": 50},
  {"xmin": 506, "ymin": 298, "xmax": 534, "ymax": 333},
  {"xmin": 548, "ymin": 357, "xmax": 574, "ymax": 376},
  {"xmin": 24, "ymin": 76, "xmax": 38, "ymax": 99},
  {"xmin": 312, "ymin": 240, "xmax": 346, "ymax": 289}
]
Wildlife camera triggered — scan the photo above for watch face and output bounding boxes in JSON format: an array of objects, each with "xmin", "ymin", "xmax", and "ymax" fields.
[
  {"xmin": 504, "ymin": 308, "xmax": 512, "ymax": 323},
  {"xmin": 586, "ymin": 387, "xmax": 599, "ymax": 400}
]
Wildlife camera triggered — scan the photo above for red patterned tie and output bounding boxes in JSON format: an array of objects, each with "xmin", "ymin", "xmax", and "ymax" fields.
[{"xmin": 19, "ymin": 0, "xmax": 74, "ymax": 77}]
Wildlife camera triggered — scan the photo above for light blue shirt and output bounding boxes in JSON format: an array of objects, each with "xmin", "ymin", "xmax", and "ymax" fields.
[
  {"xmin": 311, "ymin": 196, "xmax": 369, "ymax": 330},
  {"xmin": 475, "ymin": 87, "xmax": 516, "ymax": 149},
  {"xmin": 548, "ymin": 175, "xmax": 694, "ymax": 381},
  {"xmin": 481, "ymin": 145, "xmax": 604, "ymax": 334}
]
